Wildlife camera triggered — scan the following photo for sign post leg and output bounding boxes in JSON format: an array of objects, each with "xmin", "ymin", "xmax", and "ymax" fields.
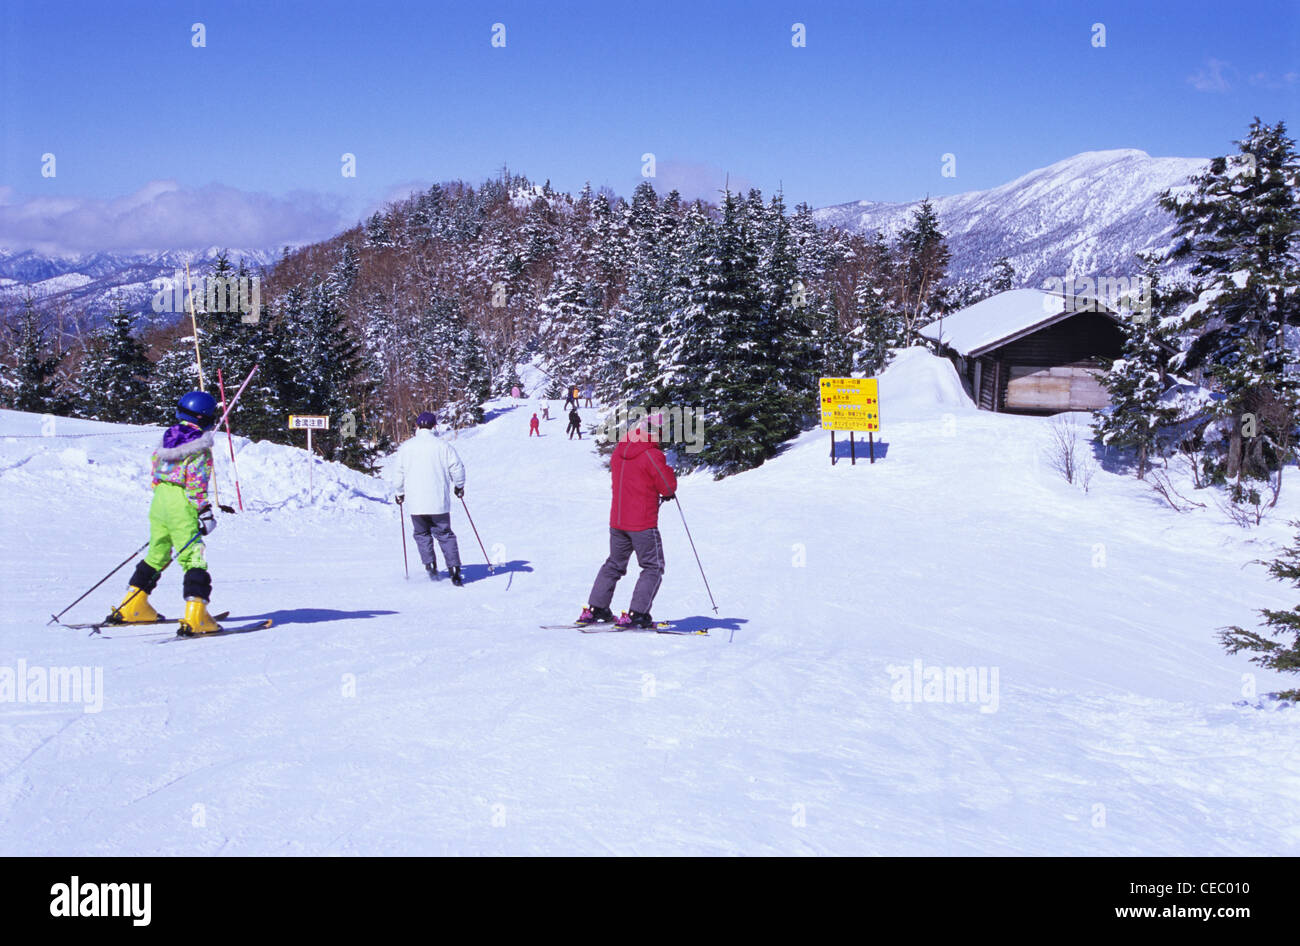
[
  {"xmin": 307, "ymin": 428, "xmax": 313, "ymax": 504},
  {"xmin": 850, "ymin": 431, "xmax": 856, "ymax": 465},
  {"xmin": 869, "ymin": 432, "xmax": 875, "ymax": 464},
  {"xmin": 830, "ymin": 431, "xmax": 836, "ymax": 466}
]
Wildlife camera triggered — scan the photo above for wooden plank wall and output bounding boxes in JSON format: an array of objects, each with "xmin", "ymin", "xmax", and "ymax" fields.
[{"xmin": 982, "ymin": 311, "xmax": 1123, "ymax": 414}]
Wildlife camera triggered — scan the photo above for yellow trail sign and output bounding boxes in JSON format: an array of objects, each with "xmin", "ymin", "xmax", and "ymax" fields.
[{"xmin": 819, "ymin": 377, "xmax": 880, "ymax": 432}]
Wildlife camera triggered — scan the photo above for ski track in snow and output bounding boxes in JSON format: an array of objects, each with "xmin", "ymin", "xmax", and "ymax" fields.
[{"xmin": 1, "ymin": 354, "xmax": 1297, "ymax": 855}]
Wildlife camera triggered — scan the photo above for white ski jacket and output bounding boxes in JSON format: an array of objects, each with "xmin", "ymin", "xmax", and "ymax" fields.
[{"xmin": 392, "ymin": 429, "xmax": 466, "ymax": 515}]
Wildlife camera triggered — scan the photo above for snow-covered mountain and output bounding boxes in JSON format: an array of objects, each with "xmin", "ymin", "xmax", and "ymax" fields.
[
  {"xmin": 815, "ymin": 149, "xmax": 1208, "ymax": 286},
  {"xmin": 0, "ymin": 246, "xmax": 280, "ymax": 323}
]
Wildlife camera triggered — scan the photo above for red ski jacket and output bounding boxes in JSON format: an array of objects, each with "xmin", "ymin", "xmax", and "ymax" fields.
[{"xmin": 610, "ymin": 437, "xmax": 677, "ymax": 531}]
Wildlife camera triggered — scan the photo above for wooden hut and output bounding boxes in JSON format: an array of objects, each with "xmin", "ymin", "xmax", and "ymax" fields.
[{"xmin": 921, "ymin": 289, "xmax": 1125, "ymax": 414}]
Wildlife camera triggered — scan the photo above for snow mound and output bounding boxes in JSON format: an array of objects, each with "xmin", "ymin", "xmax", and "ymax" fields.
[
  {"xmin": 0, "ymin": 409, "xmax": 389, "ymax": 518},
  {"xmin": 879, "ymin": 346, "xmax": 976, "ymax": 421},
  {"xmin": 229, "ymin": 438, "xmax": 390, "ymax": 513}
]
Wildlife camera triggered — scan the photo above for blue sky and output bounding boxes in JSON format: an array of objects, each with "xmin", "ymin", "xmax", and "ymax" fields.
[{"xmin": 1, "ymin": 0, "xmax": 1296, "ymax": 253}]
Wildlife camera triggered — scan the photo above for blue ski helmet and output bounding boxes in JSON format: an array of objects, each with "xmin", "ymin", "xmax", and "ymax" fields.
[
  {"xmin": 416, "ymin": 411, "xmax": 437, "ymax": 429},
  {"xmin": 177, "ymin": 390, "xmax": 218, "ymax": 429}
]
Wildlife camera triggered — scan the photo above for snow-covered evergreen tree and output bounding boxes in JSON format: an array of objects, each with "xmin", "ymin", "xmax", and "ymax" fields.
[
  {"xmin": 814, "ymin": 290, "xmax": 854, "ymax": 379},
  {"xmin": 11, "ymin": 298, "xmax": 62, "ymax": 414},
  {"xmin": 1220, "ymin": 524, "xmax": 1300, "ymax": 699},
  {"xmin": 896, "ymin": 198, "xmax": 952, "ymax": 346},
  {"xmin": 676, "ymin": 191, "xmax": 773, "ymax": 476},
  {"xmin": 756, "ymin": 192, "xmax": 818, "ymax": 433},
  {"xmin": 1161, "ymin": 118, "xmax": 1300, "ymax": 482},
  {"xmin": 1094, "ymin": 260, "xmax": 1179, "ymax": 478},
  {"xmin": 76, "ymin": 296, "xmax": 152, "ymax": 423},
  {"xmin": 448, "ymin": 315, "xmax": 491, "ymax": 428}
]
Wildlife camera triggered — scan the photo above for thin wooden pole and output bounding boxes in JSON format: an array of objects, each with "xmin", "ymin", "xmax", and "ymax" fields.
[
  {"xmin": 184, "ymin": 262, "xmax": 205, "ymax": 391},
  {"xmin": 869, "ymin": 432, "xmax": 876, "ymax": 464},
  {"xmin": 850, "ymin": 431, "xmax": 856, "ymax": 465}
]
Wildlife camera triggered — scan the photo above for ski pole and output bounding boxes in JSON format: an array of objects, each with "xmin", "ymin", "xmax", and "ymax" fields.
[
  {"xmin": 48, "ymin": 541, "xmax": 149, "ymax": 625},
  {"xmin": 101, "ymin": 531, "xmax": 205, "ymax": 623},
  {"xmin": 217, "ymin": 367, "xmax": 244, "ymax": 512},
  {"xmin": 459, "ymin": 494, "xmax": 494, "ymax": 573},
  {"xmin": 671, "ymin": 495, "xmax": 718, "ymax": 614},
  {"xmin": 397, "ymin": 497, "xmax": 409, "ymax": 579}
]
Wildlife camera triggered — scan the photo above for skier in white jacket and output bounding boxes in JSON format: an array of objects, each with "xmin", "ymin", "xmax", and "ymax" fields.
[{"xmin": 392, "ymin": 412, "xmax": 467, "ymax": 585}]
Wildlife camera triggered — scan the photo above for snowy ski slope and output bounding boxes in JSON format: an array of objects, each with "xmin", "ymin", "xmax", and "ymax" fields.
[{"xmin": 1, "ymin": 351, "xmax": 1296, "ymax": 855}]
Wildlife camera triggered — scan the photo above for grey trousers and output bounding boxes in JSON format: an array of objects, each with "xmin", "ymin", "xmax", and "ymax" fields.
[
  {"xmin": 588, "ymin": 527, "xmax": 664, "ymax": 615},
  {"xmin": 411, "ymin": 513, "xmax": 461, "ymax": 570}
]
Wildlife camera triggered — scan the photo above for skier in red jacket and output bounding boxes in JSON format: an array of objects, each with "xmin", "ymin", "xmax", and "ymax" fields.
[
  {"xmin": 577, "ymin": 419, "xmax": 677, "ymax": 628},
  {"xmin": 529, "ymin": 413, "xmax": 540, "ymax": 436}
]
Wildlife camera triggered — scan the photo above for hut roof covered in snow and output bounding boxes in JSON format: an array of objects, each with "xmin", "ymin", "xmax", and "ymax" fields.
[{"xmin": 921, "ymin": 289, "xmax": 1121, "ymax": 357}]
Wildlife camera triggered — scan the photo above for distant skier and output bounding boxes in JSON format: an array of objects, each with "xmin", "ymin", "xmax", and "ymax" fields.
[
  {"xmin": 393, "ymin": 411, "xmax": 467, "ymax": 586},
  {"xmin": 582, "ymin": 384, "xmax": 594, "ymax": 408},
  {"xmin": 111, "ymin": 391, "xmax": 223, "ymax": 635},
  {"xmin": 577, "ymin": 418, "xmax": 677, "ymax": 628},
  {"xmin": 541, "ymin": 403, "xmax": 551, "ymax": 421},
  {"xmin": 563, "ymin": 388, "xmax": 579, "ymax": 411},
  {"xmin": 529, "ymin": 413, "xmax": 540, "ymax": 437},
  {"xmin": 567, "ymin": 408, "xmax": 582, "ymax": 439},
  {"xmin": 511, "ymin": 385, "xmax": 521, "ymax": 400}
]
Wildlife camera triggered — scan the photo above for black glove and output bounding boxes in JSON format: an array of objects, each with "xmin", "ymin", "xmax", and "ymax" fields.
[
  {"xmin": 659, "ymin": 493, "xmax": 675, "ymax": 505},
  {"xmin": 454, "ymin": 485, "xmax": 464, "ymax": 498},
  {"xmin": 395, "ymin": 493, "xmax": 404, "ymax": 505},
  {"xmin": 197, "ymin": 504, "xmax": 217, "ymax": 535}
]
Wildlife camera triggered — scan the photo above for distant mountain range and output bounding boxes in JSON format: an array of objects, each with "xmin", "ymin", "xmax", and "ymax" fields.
[
  {"xmin": 813, "ymin": 149, "xmax": 1208, "ymax": 287},
  {"xmin": 1, "ymin": 149, "xmax": 1211, "ymax": 325},
  {"xmin": 0, "ymin": 246, "xmax": 279, "ymax": 325}
]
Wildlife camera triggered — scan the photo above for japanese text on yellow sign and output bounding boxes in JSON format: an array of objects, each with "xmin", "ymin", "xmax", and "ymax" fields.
[{"xmin": 819, "ymin": 378, "xmax": 880, "ymax": 432}]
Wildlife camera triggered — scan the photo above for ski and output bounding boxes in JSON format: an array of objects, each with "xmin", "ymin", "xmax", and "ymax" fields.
[
  {"xmin": 582, "ymin": 623, "xmax": 710, "ymax": 636},
  {"xmin": 541, "ymin": 622, "xmax": 710, "ymax": 636},
  {"xmin": 59, "ymin": 612, "xmax": 229, "ymax": 631},
  {"xmin": 156, "ymin": 619, "xmax": 273, "ymax": 643}
]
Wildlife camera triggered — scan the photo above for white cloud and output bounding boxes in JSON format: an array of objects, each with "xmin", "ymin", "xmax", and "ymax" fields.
[
  {"xmin": 0, "ymin": 181, "xmax": 348, "ymax": 255},
  {"xmin": 1188, "ymin": 59, "xmax": 1232, "ymax": 92},
  {"xmin": 1248, "ymin": 70, "xmax": 1298, "ymax": 89}
]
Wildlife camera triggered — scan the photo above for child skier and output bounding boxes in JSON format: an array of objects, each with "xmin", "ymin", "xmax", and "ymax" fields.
[
  {"xmin": 393, "ymin": 411, "xmax": 467, "ymax": 585},
  {"xmin": 111, "ymin": 391, "xmax": 222, "ymax": 635},
  {"xmin": 567, "ymin": 408, "xmax": 582, "ymax": 439},
  {"xmin": 529, "ymin": 413, "xmax": 540, "ymax": 436},
  {"xmin": 577, "ymin": 417, "xmax": 677, "ymax": 628}
]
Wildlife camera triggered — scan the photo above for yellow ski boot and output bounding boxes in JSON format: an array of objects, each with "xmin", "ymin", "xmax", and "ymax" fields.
[
  {"xmin": 178, "ymin": 597, "xmax": 221, "ymax": 636},
  {"xmin": 109, "ymin": 587, "xmax": 161, "ymax": 624}
]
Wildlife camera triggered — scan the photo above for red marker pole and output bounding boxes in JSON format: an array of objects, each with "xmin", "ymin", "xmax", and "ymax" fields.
[{"xmin": 217, "ymin": 368, "xmax": 245, "ymax": 511}]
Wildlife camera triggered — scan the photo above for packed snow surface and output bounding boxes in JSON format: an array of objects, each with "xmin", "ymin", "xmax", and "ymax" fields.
[{"xmin": 1, "ymin": 352, "xmax": 1297, "ymax": 855}]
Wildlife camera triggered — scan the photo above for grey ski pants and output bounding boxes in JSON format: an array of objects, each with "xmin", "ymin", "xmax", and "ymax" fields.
[
  {"xmin": 411, "ymin": 513, "xmax": 461, "ymax": 570},
  {"xmin": 588, "ymin": 526, "xmax": 664, "ymax": 615}
]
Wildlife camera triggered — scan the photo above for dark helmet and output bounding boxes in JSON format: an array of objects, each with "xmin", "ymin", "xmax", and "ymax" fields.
[
  {"xmin": 176, "ymin": 390, "xmax": 218, "ymax": 429},
  {"xmin": 416, "ymin": 411, "xmax": 437, "ymax": 429}
]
